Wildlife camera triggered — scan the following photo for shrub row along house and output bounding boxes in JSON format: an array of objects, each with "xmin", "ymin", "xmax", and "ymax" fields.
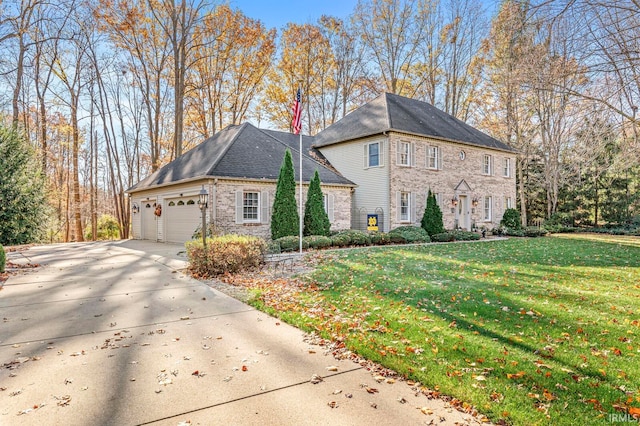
[{"xmin": 127, "ymin": 93, "xmax": 517, "ymax": 243}]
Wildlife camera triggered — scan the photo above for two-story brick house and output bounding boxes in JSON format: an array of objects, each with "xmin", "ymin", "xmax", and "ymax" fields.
[{"xmin": 127, "ymin": 93, "xmax": 516, "ymax": 242}]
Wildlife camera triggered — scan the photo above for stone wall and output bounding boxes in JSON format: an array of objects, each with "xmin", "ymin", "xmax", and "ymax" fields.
[{"xmin": 387, "ymin": 133, "xmax": 517, "ymax": 231}]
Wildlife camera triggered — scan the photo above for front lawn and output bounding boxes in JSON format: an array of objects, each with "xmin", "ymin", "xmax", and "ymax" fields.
[{"xmin": 246, "ymin": 234, "xmax": 640, "ymax": 425}]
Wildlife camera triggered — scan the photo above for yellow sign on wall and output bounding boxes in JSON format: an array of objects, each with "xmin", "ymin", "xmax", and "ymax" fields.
[{"xmin": 367, "ymin": 214, "xmax": 378, "ymax": 231}]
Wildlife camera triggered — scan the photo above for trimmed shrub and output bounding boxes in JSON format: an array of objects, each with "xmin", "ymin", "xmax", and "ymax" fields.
[
  {"xmin": 303, "ymin": 171, "xmax": 331, "ymax": 236},
  {"xmin": 450, "ymin": 230, "xmax": 481, "ymax": 241},
  {"xmin": 271, "ymin": 150, "xmax": 299, "ymax": 240},
  {"xmin": 504, "ymin": 228, "xmax": 525, "ymax": 237},
  {"xmin": 186, "ymin": 234, "xmax": 267, "ymax": 277},
  {"xmin": 431, "ymin": 232, "xmax": 455, "ymax": 242},
  {"xmin": 333, "ymin": 229, "xmax": 371, "ymax": 246},
  {"xmin": 331, "ymin": 233, "xmax": 352, "ymax": 247},
  {"xmin": 388, "ymin": 226, "xmax": 431, "ymax": 243},
  {"xmin": 524, "ymin": 228, "xmax": 548, "ymax": 237},
  {"xmin": 500, "ymin": 208, "xmax": 522, "ymax": 230},
  {"xmin": 0, "ymin": 244, "xmax": 5, "ymax": 273},
  {"xmin": 303, "ymin": 235, "xmax": 333, "ymax": 249},
  {"xmin": 369, "ymin": 231, "xmax": 391, "ymax": 245},
  {"xmin": 275, "ymin": 235, "xmax": 309, "ymax": 252},
  {"xmin": 421, "ymin": 190, "xmax": 445, "ymax": 236}
]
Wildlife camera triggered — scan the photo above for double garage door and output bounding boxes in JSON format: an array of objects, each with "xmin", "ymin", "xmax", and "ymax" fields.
[{"xmin": 163, "ymin": 197, "xmax": 201, "ymax": 243}]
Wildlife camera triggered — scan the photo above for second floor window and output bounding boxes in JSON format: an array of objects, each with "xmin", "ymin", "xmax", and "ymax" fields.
[
  {"xmin": 427, "ymin": 146, "xmax": 439, "ymax": 169},
  {"xmin": 503, "ymin": 158, "xmax": 511, "ymax": 177},
  {"xmin": 366, "ymin": 142, "xmax": 381, "ymax": 168},
  {"xmin": 483, "ymin": 154, "xmax": 492, "ymax": 175},
  {"xmin": 397, "ymin": 141, "xmax": 411, "ymax": 166}
]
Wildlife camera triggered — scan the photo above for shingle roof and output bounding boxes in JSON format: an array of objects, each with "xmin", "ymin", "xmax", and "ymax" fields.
[
  {"xmin": 313, "ymin": 92, "xmax": 515, "ymax": 152},
  {"xmin": 127, "ymin": 123, "xmax": 355, "ymax": 193}
]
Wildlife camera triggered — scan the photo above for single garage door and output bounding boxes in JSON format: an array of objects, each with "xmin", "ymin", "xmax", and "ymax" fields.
[
  {"xmin": 142, "ymin": 201, "xmax": 157, "ymax": 240},
  {"xmin": 164, "ymin": 197, "xmax": 201, "ymax": 243}
]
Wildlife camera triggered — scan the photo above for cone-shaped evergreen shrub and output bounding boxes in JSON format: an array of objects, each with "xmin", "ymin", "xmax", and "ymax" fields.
[
  {"xmin": 303, "ymin": 170, "xmax": 331, "ymax": 236},
  {"xmin": 421, "ymin": 190, "xmax": 445, "ymax": 236},
  {"xmin": 271, "ymin": 149, "xmax": 300, "ymax": 240}
]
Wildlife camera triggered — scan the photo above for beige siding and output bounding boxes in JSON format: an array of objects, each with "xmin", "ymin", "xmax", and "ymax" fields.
[{"xmin": 319, "ymin": 136, "xmax": 391, "ymax": 231}]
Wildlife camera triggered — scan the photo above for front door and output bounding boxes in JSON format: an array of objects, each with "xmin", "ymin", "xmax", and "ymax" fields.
[{"xmin": 457, "ymin": 195, "xmax": 470, "ymax": 230}]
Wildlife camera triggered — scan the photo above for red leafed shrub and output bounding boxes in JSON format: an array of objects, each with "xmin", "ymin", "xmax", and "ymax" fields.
[{"xmin": 186, "ymin": 234, "xmax": 267, "ymax": 277}]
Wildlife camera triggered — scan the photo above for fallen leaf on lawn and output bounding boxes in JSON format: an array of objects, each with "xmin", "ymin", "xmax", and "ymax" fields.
[
  {"xmin": 475, "ymin": 375, "xmax": 486, "ymax": 381},
  {"xmin": 507, "ymin": 371, "xmax": 526, "ymax": 379},
  {"xmin": 629, "ymin": 407, "xmax": 640, "ymax": 416}
]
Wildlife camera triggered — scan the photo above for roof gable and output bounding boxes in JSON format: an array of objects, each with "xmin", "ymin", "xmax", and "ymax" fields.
[{"xmin": 313, "ymin": 92, "xmax": 514, "ymax": 153}]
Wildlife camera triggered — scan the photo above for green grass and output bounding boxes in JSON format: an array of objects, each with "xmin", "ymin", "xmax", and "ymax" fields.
[{"xmin": 250, "ymin": 234, "xmax": 640, "ymax": 425}]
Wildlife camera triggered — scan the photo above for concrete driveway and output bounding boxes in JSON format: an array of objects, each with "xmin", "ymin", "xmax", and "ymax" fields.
[{"xmin": 0, "ymin": 240, "xmax": 481, "ymax": 425}]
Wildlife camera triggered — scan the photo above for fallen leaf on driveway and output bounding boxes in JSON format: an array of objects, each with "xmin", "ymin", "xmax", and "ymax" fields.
[
  {"xmin": 365, "ymin": 387, "xmax": 379, "ymax": 394},
  {"xmin": 241, "ymin": 365, "xmax": 248, "ymax": 372},
  {"xmin": 326, "ymin": 366, "xmax": 338, "ymax": 372},
  {"xmin": 327, "ymin": 401, "xmax": 338, "ymax": 408},
  {"xmin": 310, "ymin": 374, "xmax": 323, "ymax": 384},
  {"xmin": 54, "ymin": 395, "xmax": 71, "ymax": 407},
  {"xmin": 420, "ymin": 407, "xmax": 434, "ymax": 415}
]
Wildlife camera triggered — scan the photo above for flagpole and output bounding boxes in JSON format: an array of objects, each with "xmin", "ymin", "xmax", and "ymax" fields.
[{"xmin": 298, "ymin": 83, "xmax": 303, "ymax": 255}]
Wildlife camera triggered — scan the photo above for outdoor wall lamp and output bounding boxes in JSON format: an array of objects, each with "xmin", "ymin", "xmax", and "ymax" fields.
[
  {"xmin": 471, "ymin": 197, "xmax": 478, "ymax": 214},
  {"xmin": 132, "ymin": 203, "xmax": 140, "ymax": 214},
  {"xmin": 451, "ymin": 196, "xmax": 458, "ymax": 213},
  {"xmin": 198, "ymin": 185, "xmax": 209, "ymax": 249}
]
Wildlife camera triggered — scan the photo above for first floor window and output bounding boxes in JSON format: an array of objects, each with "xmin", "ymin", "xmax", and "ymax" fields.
[
  {"xmin": 243, "ymin": 192, "xmax": 259, "ymax": 221},
  {"xmin": 400, "ymin": 192, "xmax": 410, "ymax": 222},
  {"xmin": 484, "ymin": 196, "xmax": 492, "ymax": 221},
  {"xmin": 504, "ymin": 196, "xmax": 513, "ymax": 209}
]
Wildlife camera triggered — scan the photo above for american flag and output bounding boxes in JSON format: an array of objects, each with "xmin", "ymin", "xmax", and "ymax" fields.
[{"xmin": 291, "ymin": 88, "xmax": 302, "ymax": 134}]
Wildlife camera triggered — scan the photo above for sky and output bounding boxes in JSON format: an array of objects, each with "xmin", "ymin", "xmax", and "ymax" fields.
[{"xmin": 228, "ymin": 0, "xmax": 360, "ymax": 29}]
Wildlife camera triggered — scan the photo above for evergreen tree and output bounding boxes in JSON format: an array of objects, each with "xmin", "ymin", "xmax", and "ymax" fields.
[
  {"xmin": 0, "ymin": 125, "xmax": 48, "ymax": 245},
  {"xmin": 271, "ymin": 149, "xmax": 300, "ymax": 240},
  {"xmin": 304, "ymin": 170, "xmax": 331, "ymax": 236},
  {"xmin": 421, "ymin": 190, "xmax": 445, "ymax": 236}
]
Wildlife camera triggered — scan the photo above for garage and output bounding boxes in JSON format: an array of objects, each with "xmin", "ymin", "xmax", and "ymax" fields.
[{"xmin": 164, "ymin": 197, "xmax": 201, "ymax": 243}]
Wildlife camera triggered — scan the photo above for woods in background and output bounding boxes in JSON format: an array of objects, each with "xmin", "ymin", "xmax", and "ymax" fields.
[{"xmin": 0, "ymin": 0, "xmax": 638, "ymax": 243}]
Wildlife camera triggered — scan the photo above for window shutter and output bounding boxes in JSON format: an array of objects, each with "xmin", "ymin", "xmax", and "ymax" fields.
[
  {"xmin": 261, "ymin": 190, "xmax": 269, "ymax": 224},
  {"xmin": 396, "ymin": 142, "xmax": 401, "ymax": 165},
  {"xmin": 411, "ymin": 143, "xmax": 416, "ymax": 167},
  {"xmin": 396, "ymin": 191, "xmax": 401, "ymax": 222},
  {"xmin": 379, "ymin": 141, "xmax": 384, "ymax": 166},
  {"xmin": 328, "ymin": 194, "xmax": 335, "ymax": 223},
  {"xmin": 235, "ymin": 191, "xmax": 243, "ymax": 224},
  {"xmin": 410, "ymin": 192, "xmax": 416, "ymax": 223},
  {"xmin": 438, "ymin": 147, "xmax": 443, "ymax": 170},
  {"xmin": 363, "ymin": 144, "xmax": 368, "ymax": 168}
]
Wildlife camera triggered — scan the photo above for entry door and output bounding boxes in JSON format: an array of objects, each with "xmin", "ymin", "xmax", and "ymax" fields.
[
  {"xmin": 142, "ymin": 201, "xmax": 157, "ymax": 240},
  {"xmin": 458, "ymin": 195, "xmax": 470, "ymax": 230}
]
